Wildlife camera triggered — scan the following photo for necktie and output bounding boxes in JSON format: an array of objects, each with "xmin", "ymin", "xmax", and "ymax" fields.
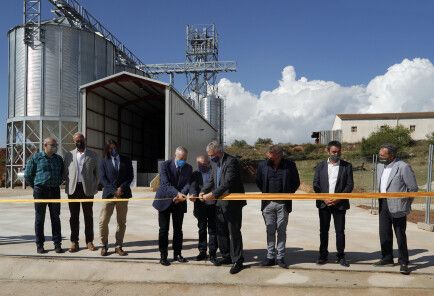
[{"xmin": 114, "ymin": 157, "xmax": 119, "ymax": 171}]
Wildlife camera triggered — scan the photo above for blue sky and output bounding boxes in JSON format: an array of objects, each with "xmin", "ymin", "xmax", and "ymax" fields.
[{"xmin": 1, "ymin": 0, "xmax": 434, "ymax": 146}]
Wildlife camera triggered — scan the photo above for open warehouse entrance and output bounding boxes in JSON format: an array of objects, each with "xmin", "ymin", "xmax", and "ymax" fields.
[{"xmin": 80, "ymin": 72, "xmax": 217, "ymax": 186}]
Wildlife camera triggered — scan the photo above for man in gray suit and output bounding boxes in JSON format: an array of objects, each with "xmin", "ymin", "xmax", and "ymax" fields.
[
  {"xmin": 64, "ymin": 132, "xmax": 99, "ymax": 253},
  {"xmin": 373, "ymin": 144, "xmax": 418, "ymax": 275}
]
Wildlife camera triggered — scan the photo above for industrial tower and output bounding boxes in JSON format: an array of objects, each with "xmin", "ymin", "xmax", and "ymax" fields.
[{"xmin": 143, "ymin": 24, "xmax": 236, "ymax": 143}]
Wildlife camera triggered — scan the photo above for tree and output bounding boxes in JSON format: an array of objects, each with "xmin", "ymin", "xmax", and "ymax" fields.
[
  {"xmin": 231, "ymin": 139, "xmax": 249, "ymax": 148},
  {"xmin": 361, "ymin": 125, "xmax": 413, "ymax": 157},
  {"xmin": 426, "ymin": 132, "xmax": 434, "ymax": 145},
  {"xmin": 255, "ymin": 138, "xmax": 273, "ymax": 146}
]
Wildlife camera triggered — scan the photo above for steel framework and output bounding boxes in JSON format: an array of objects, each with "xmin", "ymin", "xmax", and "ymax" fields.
[
  {"xmin": 24, "ymin": 0, "xmax": 42, "ymax": 46},
  {"xmin": 141, "ymin": 24, "xmax": 237, "ymax": 108}
]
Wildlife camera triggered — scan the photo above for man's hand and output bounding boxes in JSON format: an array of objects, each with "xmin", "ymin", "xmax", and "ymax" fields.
[
  {"xmin": 173, "ymin": 192, "xmax": 187, "ymax": 204},
  {"xmin": 188, "ymin": 194, "xmax": 197, "ymax": 202},
  {"xmin": 115, "ymin": 187, "xmax": 123, "ymax": 198},
  {"xmin": 325, "ymin": 199, "xmax": 340, "ymax": 206},
  {"xmin": 202, "ymin": 192, "xmax": 215, "ymax": 201}
]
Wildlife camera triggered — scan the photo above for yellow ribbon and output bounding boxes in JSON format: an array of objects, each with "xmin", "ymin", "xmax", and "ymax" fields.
[{"xmin": 0, "ymin": 192, "xmax": 432, "ymax": 203}]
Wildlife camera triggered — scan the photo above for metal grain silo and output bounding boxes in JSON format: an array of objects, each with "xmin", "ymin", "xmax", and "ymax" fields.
[
  {"xmin": 200, "ymin": 94, "xmax": 224, "ymax": 143},
  {"xmin": 6, "ymin": 18, "xmax": 115, "ymax": 187}
]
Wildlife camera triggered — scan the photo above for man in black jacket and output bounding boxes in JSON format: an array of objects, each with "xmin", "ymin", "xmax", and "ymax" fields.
[
  {"xmin": 256, "ymin": 145, "xmax": 300, "ymax": 268},
  {"xmin": 189, "ymin": 154, "xmax": 218, "ymax": 264},
  {"xmin": 200, "ymin": 141, "xmax": 246, "ymax": 274},
  {"xmin": 313, "ymin": 141, "xmax": 353, "ymax": 267}
]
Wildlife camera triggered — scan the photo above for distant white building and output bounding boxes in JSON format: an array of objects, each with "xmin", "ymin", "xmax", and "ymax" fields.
[{"xmin": 312, "ymin": 112, "xmax": 434, "ymax": 144}]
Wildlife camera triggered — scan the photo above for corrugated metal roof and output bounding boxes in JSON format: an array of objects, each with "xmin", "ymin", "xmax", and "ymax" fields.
[{"xmin": 337, "ymin": 112, "xmax": 434, "ymax": 120}]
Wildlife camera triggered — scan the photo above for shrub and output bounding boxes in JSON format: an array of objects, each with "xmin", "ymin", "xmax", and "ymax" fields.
[{"xmin": 361, "ymin": 125, "xmax": 413, "ymax": 157}]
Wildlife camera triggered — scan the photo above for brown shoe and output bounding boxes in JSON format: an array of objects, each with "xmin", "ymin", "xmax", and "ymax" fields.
[
  {"xmin": 115, "ymin": 246, "xmax": 128, "ymax": 256},
  {"xmin": 100, "ymin": 246, "xmax": 108, "ymax": 257},
  {"xmin": 68, "ymin": 242, "xmax": 79, "ymax": 253},
  {"xmin": 87, "ymin": 242, "xmax": 97, "ymax": 251}
]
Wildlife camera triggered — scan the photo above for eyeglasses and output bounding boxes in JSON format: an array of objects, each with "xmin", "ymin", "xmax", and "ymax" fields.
[{"xmin": 47, "ymin": 144, "xmax": 58, "ymax": 147}]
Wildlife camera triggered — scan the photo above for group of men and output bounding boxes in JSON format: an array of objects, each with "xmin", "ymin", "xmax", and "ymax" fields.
[
  {"xmin": 24, "ymin": 133, "xmax": 134, "ymax": 256},
  {"xmin": 24, "ymin": 135, "xmax": 418, "ymax": 276}
]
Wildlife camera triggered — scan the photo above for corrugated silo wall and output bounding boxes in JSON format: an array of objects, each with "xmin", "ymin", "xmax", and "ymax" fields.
[{"xmin": 166, "ymin": 88, "xmax": 218, "ymax": 166}]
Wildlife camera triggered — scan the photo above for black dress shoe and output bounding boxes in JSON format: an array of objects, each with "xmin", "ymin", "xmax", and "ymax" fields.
[
  {"xmin": 316, "ymin": 258, "xmax": 328, "ymax": 265},
  {"xmin": 173, "ymin": 255, "xmax": 188, "ymax": 263},
  {"xmin": 337, "ymin": 257, "xmax": 350, "ymax": 267},
  {"xmin": 260, "ymin": 258, "xmax": 276, "ymax": 267},
  {"xmin": 216, "ymin": 258, "xmax": 232, "ymax": 266},
  {"xmin": 276, "ymin": 259, "xmax": 288, "ymax": 269},
  {"xmin": 229, "ymin": 262, "xmax": 244, "ymax": 274},
  {"xmin": 196, "ymin": 251, "xmax": 208, "ymax": 261},
  {"xmin": 400, "ymin": 264, "xmax": 410, "ymax": 275},
  {"xmin": 209, "ymin": 255, "xmax": 218, "ymax": 265},
  {"xmin": 373, "ymin": 259, "xmax": 395, "ymax": 267},
  {"xmin": 54, "ymin": 245, "xmax": 64, "ymax": 254},
  {"xmin": 160, "ymin": 258, "xmax": 171, "ymax": 266},
  {"xmin": 36, "ymin": 246, "xmax": 45, "ymax": 254}
]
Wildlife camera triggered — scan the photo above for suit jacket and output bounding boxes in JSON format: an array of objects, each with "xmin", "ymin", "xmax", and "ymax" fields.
[
  {"xmin": 153, "ymin": 159, "xmax": 192, "ymax": 212},
  {"xmin": 313, "ymin": 159, "xmax": 354, "ymax": 210},
  {"xmin": 201, "ymin": 153, "xmax": 246, "ymax": 209},
  {"xmin": 376, "ymin": 159, "xmax": 418, "ymax": 218},
  {"xmin": 256, "ymin": 159, "xmax": 300, "ymax": 212},
  {"xmin": 99, "ymin": 155, "xmax": 134, "ymax": 198},
  {"xmin": 64, "ymin": 148, "xmax": 99, "ymax": 196},
  {"xmin": 190, "ymin": 170, "xmax": 215, "ymax": 216}
]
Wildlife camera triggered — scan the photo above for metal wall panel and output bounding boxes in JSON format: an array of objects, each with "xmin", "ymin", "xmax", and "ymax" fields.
[
  {"xmin": 14, "ymin": 28, "xmax": 25, "ymax": 116},
  {"xmin": 61, "ymin": 27, "xmax": 79, "ymax": 117},
  {"xmin": 43, "ymin": 26, "xmax": 61, "ymax": 116},
  {"xmin": 86, "ymin": 129, "xmax": 104, "ymax": 149},
  {"xmin": 8, "ymin": 31, "xmax": 15, "ymax": 118},
  {"xmin": 86, "ymin": 92, "xmax": 103, "ymax": 113},
  {"xmin": 80, "ymin": 31, "xmax": 96, "ymax": 85},
  {"xmin": 168, "ymin": 89, "xmax": 217, "ymax": 164},
  {"xmin": 27, "ymin": 40, "xmax": 42, "ymax": 116},
  {"xmin": 105, "ymin": 118, "xmax": 118, "ymax": 136},
  {"xmin": 105, "ymin": 100, "xmax": 118, "ymax": 119},
  {"xmin": 95, "ymin": 39, "xmax": 107, "ymax": 79},
  {"xmin": 106, "ymin": 42, "xmax": 115, "ymax": 76},
  {"xmin": 86, "ymin": 110, "xmax": 104, "ymax": 131}
]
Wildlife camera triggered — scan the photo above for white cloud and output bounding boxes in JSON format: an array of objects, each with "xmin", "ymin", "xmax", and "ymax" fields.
[{"xmin": 219, "ymin": 58, "xmax": 434, "ymax": 144}]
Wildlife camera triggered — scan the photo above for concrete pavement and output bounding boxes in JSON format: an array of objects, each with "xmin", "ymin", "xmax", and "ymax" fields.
[{"xmin": 0, "ymin": 187, "xmax": 433, "ymax": 294}]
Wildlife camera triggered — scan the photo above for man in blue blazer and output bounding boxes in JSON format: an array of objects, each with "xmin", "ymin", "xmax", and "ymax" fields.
[
  {"xmin": 99, "ymin": 140, "xmax": 134, "ymax": 257},
  {"xmin": 153, "ymin": 146, "xmax": 192, "ymax": 266}
]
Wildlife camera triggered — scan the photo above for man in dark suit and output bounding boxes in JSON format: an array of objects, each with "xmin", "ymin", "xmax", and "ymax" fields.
[
  {"xmin": 256, "ymin": 145, "xmax": 300, "ymax": 268},
  {"xmin": 200, "ymin": 141, "xmax": 246, "ymax": 274},
  {"xmin": 99, "ymin": 139, "xmax": 134, "ymax": 257},
  {"xmin": 189, "ymin": 154, "xmax": 218, "ymax": 264},
  {"xmin": 313, "ymin": 141, "xmax": 353, "ymax": 267},
  {"xmin": 153, "ymin": 146, "xmax": 192, "ymax": 266}
]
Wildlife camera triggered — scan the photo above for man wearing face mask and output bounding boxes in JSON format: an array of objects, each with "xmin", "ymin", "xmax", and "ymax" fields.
[
  {"xmin": 63, "ymin": 132, "xmax": 99, "ymax": 253},
  {"xmin": 256, "ymin": 145, "xmax": 300, "ymax": 268},
  {"xmin": 373, "ymin": 144, "xmax": 418, "ymax": 275},
  {"xmin": 153, "ymin": 146, "xmax": 192, "ymax": 266},
  {"xmin": 99, "ymin": 140, "xmax": 134, "ymax": 257},
  {"xmin": 188, "ymin": 154, "xmax": 218, "ymax": 264},
  {"xmin": 25, "ymin": 137, "xmax": 64, "ymax": 254},
  {"xmin": 313, "ymin": 141, "xmax": 353, "ymax": 267},
  {"xmin": 200, "ymin": 141, "xmax": 246, "ymax": 275}
]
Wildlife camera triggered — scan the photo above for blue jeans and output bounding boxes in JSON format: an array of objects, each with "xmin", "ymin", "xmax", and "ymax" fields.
[{"xmin": 33, "ymin": 185, "xmax": 62, "ymax": 247}]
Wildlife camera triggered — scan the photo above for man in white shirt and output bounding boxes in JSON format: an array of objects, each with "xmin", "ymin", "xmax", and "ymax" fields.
[
  {"xmin": 313, "ymin": 141, "xmax": 354, "ymax": 267},
  {"xmin": 373, "ymin": 144, "xmax": 418, "ymax": 275},
  {"xmin": 64, "ymin": 132, "xmax": 99, "ymax": 253}
]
